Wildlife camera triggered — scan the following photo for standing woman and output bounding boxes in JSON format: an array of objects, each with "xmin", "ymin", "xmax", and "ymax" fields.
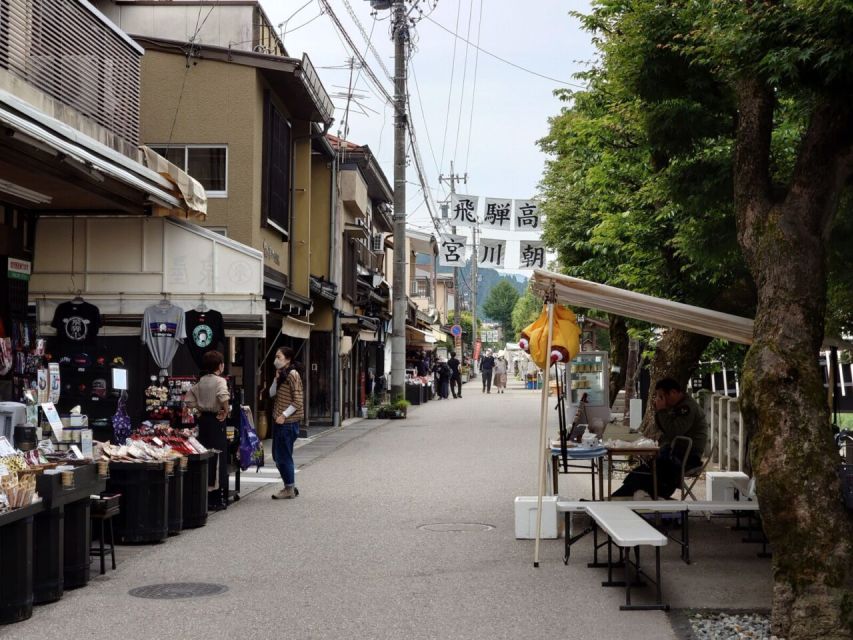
[
  {"xmin": 494, "ymin": 355, "xmax": 508, "ymax": 394},
  {"xmin": 270, "ymin": 346, "xmax": 303, "ymax": 500},
  {"xmin": 184, "ymin": 350, "xmax": 230, "ymax": 510}
]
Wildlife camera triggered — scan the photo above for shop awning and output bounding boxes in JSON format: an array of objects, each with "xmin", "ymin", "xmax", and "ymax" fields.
[
  {"xmin": 141, "ymin": 146, "xmax": 207, "ymax": 219},
  {"xmin": 281, "ymin": 316, "xmax": 313, "ymax": 340},
  {"xmin": 0, "ymin": 89, "xmax": 202, "ymax": 218},
  {"xmin": 530, "ymin": 269, "xmax": 847, "ymax": 348},
  {"xmin": 30, "ymin": 216, "xmax": 265, "ymax": 337},
  {"xmin": 432, "ymin": 328, "xmax": 450, "ymax": 343},
  {"xmin": 406, "ymin": 325, "xmax": 437, "ymax": 347}
]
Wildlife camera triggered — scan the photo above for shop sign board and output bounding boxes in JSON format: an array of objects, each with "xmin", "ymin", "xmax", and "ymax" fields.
[{"xmin": 7, "ymin": 258, "xmax": 31, "ymax": 281}]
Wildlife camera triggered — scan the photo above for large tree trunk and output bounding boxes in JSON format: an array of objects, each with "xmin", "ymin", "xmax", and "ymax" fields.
[
  {"xmin": 735, "ymin": 78, "xmax": 853, "ymax": 640},
  {"xmin": 639, "ymin": 329, "xmax": 711, "ymax": 438},
  {"xmin": 608, "ymin": 315, "xmax": 629, "ymax": 407}
]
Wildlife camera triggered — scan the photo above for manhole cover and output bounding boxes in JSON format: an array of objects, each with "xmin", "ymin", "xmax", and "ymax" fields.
[
  {"xmin": 128, "ymin": 582, "xmax": 228, "ymax": 599},
  {"xmin": 417, "ymin": 522, "xmax": 495, "ymax": 532}
]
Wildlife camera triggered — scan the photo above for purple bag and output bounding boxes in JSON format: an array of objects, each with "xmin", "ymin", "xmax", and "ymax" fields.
[
  {"xmin": 238, "ymin": 407, "xmax": 264, "ymax": 471},
  {"xmin": 112, "ymin": 395, "xmax": 132, "ymax": 444}
]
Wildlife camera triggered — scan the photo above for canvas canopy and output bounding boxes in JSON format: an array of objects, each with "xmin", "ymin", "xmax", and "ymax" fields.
[{"xmin": 530, "ymin": 269, "xmax": 846, "ymax": 348}]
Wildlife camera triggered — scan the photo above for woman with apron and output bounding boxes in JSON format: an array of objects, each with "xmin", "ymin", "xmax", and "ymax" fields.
[{"xmin": 184, "ymin": 350, "xmax": 231, "ymax": 510}]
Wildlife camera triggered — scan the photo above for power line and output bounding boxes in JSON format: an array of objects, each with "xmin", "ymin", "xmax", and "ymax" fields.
[
  {"xmin": 409, "ymin": 61, "xmax": 440, "ymax": 177},
  {"xmin": 425, "ymin": 15, "xmax": 585, "ymax": 88},
  {"xmin": 284, "ymin": 11, "xmax": 325, "ymax": 36},
  {"xmin": 438, "ymin": 0, "xmax": 462, "ymax": 175},
  {"xmin": 451, "ymin": 0, "xmax": 475, "ymax": 166},
  {"xmin": 463, "ymin": 0, "xmax": 484, "ymax": 174},
  {"xmin": 343, "ymin": 0, "xmax": 393, "ymax": 82}
]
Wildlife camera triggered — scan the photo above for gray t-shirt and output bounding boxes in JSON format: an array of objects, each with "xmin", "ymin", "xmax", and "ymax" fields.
[{"xmin": 142, "ymin": 304, "xmax": 186, "ymax": 375}]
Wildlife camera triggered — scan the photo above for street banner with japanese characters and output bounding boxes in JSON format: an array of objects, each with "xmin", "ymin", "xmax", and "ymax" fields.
[
  {"xmin": 450, "ymin": 194, "xmax": 479, "ymax": 228},
  {"xmin": 513, "ymin": 199, "xmax": 541, "ymax": 231},
  {"xmin": 439, "ymin": 234, "xmax": 468, "ymax": 267},
  {"xmin": 518, "ymin": 240, "xmax": 546, "ymax": 269},
  {"xmin": 481, "ymin": 198, "xmax": 513, "ymax": 232},
  {"xmin": 478, "ymin": 239, "xmax": 506, "ymax": 268}
]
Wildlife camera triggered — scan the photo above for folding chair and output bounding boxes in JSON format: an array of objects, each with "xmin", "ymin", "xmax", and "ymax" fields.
[{"xmin": 681, "ymin": 440, "xmax": 716, "ymax": 500}]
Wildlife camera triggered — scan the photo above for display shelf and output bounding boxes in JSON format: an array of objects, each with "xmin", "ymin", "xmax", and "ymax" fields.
[{"xmin": 570, "ymin": 352, "xmax": 607, "ymax": 407}]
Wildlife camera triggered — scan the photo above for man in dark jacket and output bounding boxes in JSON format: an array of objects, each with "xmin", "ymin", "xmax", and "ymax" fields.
[
  {"xmin": 480, "ymin": 349, "xmax": 495, "ymax": 394},
  {"xmin": 448, "ymin": 351, "xmax": 462, "ymax": 398}
]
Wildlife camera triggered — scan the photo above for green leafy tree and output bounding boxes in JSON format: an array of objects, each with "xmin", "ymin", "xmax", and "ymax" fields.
[
  {"xmin": 554, "ymin": 3, "xmax": 853, "ymax": 636},
  {"xmin": 511, "ymin": 284, "xmax": 542, "ymax": 341},
  {"xmin": 482, "ymin": 280, "xmax": 519, "ymax": 342}
]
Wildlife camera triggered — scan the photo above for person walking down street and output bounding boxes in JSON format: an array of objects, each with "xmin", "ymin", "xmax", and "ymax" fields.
[
  {"xmin": 432, "ymin": 358, "xmax": 451, "ymax": 399},
  {"xmin": 184, "ymin": 350, "xmax": 231, "ymax": 510},
  {"xmin": 493, "ymin": 355, "xmax": 508, "ymax": 394},
  {"xmin": 448, "ymin": 351, "xmax": 462, "ymax": 398},
  {"xmin": 612, "ymin": 378, "xmax": 708, "ymax": 499},
  {"xmin": 480, "ymin": 349, "xmax": 495, "ymax": 394},
  {"xmin": 269, "ymin": 346, "xmax": 304, "ymax": 500}
]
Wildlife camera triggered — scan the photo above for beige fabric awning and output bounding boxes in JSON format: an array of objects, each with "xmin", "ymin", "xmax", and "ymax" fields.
[
  {"xmin": 530, "ymin": 269, "xmax": 847, "ymax": 348},
  {"xmin": 281, "ymin": 316, "xmax": 313, "ymax": 340},
  {"xmin": 141, "ymin": 146, "xmax": 207, "ymax": 220}
]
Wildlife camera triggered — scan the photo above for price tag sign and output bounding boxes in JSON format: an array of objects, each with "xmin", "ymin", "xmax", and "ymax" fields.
[
  {"xmin": 80, "ymin": 430, "xmax": 93, "ymax": 458},
  {"xmin": 70, "ymin": 445, "xmax": 84, "ymax": 460},
  {"xmin": 41, "ymin": 403, "xmax": 63, "ymax": 440},
  {"xmin": 153, "ymin": 437, "xmax": 164, "ymax": 447}
]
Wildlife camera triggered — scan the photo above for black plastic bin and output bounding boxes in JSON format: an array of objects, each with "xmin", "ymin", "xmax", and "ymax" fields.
[
  {"xmin": 183, "ymin": 451, "xmax": 213, "ymax": 529},
  {"xmin": 107, "ymin": 461, "xmax": 169, "ymax": 543},
  {"xmin": 33, "ymin": 463, "xmax": 105, "ymax": 601},
  {"xmin": 62, "ymin": 499, "xmax": 91, "ymax": 589},
  {"xmin": 168, "ymin": 460, "xmax": 185, "ymax": 535},
  {"xmin": 0, "ymin": 502, "xmax": 42, "ymax": 625},
  {"xmin": 32, "ymin": 506, "xmax": 64, "ymax": 603}
]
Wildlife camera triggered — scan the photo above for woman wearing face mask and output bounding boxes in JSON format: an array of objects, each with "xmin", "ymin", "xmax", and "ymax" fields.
[{"xmin": 269, "ymin": 346, "xmax": 303, "ymax": 499}]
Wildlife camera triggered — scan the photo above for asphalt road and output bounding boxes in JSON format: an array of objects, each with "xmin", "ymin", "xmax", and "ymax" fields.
[{"xmin": 4, "ymin": 380, "xmax": 771, "ymax": 639}]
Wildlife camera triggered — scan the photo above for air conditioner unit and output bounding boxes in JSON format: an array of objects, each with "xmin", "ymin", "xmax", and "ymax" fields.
[{"xmin": 371, "ymin": 234, "xmax": 383, "ymax": 252}]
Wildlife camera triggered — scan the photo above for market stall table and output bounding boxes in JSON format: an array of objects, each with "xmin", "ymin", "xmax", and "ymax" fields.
[
  {"xmin": 549, "ymin": 445, "xmax": 606, "ymax": 499},
  {"xmin": 183, "ymin": 451, "xmax": 214, "ymax": 529},
  {"xmin": 0, "ymin": 501, "xmax": 43, "ymax": 624},
  {"xmin": 106, "ymin": 461, "xmax": 169, "ymax": 543},
  {"xmin": 605, "ymin": 445, "xmax": 660, "ymax": 500}
]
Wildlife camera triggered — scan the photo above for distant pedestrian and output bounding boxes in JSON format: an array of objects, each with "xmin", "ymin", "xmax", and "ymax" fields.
[
  {"xmin": 269, "ymin": 346, "xmax": 303, "ymax": 500},
  {"xmin": 480, "ymin": 348, "xmax": 495, "ymax": 394},
  {"xmin": 494, "ymin": 355, "xmax": 508, "ymax": 393},
  {"xmin": 433, "ymin": 358, "xmax": 451, "ymax": 399},
  {"xmin": 448, "ymin": 351, "xmax": 462, "ymax": 398}
]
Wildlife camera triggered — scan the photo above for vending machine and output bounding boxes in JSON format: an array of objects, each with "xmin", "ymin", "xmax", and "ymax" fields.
[{"xmin": 570, "ymin": 350, "xmax": 611, "ymax": 429}]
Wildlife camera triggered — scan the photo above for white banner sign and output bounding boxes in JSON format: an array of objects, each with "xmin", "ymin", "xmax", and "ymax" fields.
[
  {"xmin": 481, "ymin": 198, "xmax": 513, "ymax": 231},
  {"xmin": 450, "ymin": 194, "xmax": 479, "ymax": 228},
  {"xmin": 513, "ymin": 199, "xmax": 541, "ymax": 231},
  {"xmin": 518, "ymin": 240, "xmax": 547, "ymax": 269},
  {"xmin": 478, "ymin": 239, "xmax": 506, "ymax": 268},
  {"xmin": 438, "ymin": 234, "xmax": 468, "ymax": 267}
]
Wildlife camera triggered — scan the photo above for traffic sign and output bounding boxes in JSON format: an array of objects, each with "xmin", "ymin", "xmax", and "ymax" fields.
[{"xmin": 450, "ymin": 324, "xmax": 462, "ymax": 337}]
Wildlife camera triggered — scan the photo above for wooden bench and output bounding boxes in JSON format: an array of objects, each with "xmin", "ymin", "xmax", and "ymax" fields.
[
  {"xmin": 555, "ymin": 499, "xmax": 763, "ymax": 610},
  {"xmin": 557, "ymin": 500, "xmax": 669, "ymax": 610}
]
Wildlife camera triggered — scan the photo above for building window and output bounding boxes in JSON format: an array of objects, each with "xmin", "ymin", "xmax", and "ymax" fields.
[
  {"xmin": 262, "ymin": 93, "xmax": 292, "ymax": 235},
  {"xmin": 149, "ymin": 145, "xmax": 228, "ymax": 197},
  {"xmin": 411, "ymin": 280, "xmax": 428, "ymax": 297}
]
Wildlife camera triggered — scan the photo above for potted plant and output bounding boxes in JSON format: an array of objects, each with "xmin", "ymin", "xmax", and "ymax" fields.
[
  {"xmin": 366, "ymin": 398, "xmax": 379, "ymax": 419},
  {"xmin": 392, "ymin": 398, "xmax": 410, "ymax": 419}
]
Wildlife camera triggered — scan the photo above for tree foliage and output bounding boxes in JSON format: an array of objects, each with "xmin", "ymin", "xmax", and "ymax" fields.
[
  {"xmin": 511, "ymin": 284, "xmax": 542, "ymax": 341},
  {"xmin": 482, "ymin": 280, "xmax": 520, "ymax": 341}
]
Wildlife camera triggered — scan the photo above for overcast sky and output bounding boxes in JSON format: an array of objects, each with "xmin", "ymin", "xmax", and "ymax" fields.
[{"xmin": 265, "ymin": 0, "xmax": 595, "ymax": 268}]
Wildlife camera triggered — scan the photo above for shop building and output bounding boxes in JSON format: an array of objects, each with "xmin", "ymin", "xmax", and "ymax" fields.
[
  {"xmin": 93, "ymin": 0, "xmax": 336, "ymax": 432},
  {"xmin": 328, "ymin": 136, "xmax": 394, "ymax": 419}
]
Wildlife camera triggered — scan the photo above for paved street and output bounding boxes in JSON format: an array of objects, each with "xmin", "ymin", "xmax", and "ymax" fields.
[{"xmin": 4, "ymin": 380, "xmax": 772, "ymax": 639}]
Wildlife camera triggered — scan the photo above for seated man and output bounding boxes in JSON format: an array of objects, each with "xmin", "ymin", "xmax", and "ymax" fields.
[{"xmin": 612, "ymin": 378, "xmax": 708, "ymax": 499}]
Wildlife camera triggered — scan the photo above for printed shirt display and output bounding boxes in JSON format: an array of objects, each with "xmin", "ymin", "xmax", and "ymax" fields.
[
  {"xmin": 184, "ymin": 309, "xmax": 225, "ymax": 368},
  {"xmin": 141, "ymin": 304, "xmax": 186, "ymax": 375},
  {"xmin": 51, "ymin": 300, "xmax": 101, "ymax": 345}
]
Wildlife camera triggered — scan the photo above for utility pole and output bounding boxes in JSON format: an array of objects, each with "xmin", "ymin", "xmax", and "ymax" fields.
[
  {"xmin": 438, "ymin": 161, "xmax": 466, "ymax": 331},
  {"xmin": 390, "ymin": 0, "xmax": 408, "ymax": 401},
  {"xmin": 471, "ymin": 222, "xmax": 479, "ymax": 374}
]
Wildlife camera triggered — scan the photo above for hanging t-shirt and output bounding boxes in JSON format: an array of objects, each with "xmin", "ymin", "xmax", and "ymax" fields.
[
  {"xmin": 51, "ymin": 300, "xmax": 101, "ymax": 345},
  {"xmin": 184, "ymin": 309, "xmax": 225, "ymax": 368},
  {"xmin": 142, "ymin": 303, "xmax": 186, "ymax": 376}
]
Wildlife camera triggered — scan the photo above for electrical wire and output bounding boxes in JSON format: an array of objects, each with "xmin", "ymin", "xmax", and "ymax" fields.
[
  {"xmin": 410, "ymin": 62, "xmax": 441, "ymax": 177},
  {"xmin": 463, "ymin": 0, "xmax": 484, "ymax": 174},
  {"xmin": 425, "ymin": 15, "xmax": 585, "ymax": 88},
  {"xmin": 284, "ymin": 11, "xmax": 325, "ymax": 36},
  {"xmin": 438, "ymin": 0, "xmax": 462, "ymax": 175},
  {"xmin": 451, "ymin": 0, "xmax": 475, "ymax": 166}
]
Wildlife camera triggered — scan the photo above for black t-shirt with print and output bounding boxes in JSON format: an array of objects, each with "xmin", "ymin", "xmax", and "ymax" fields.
[
  {"xmin": 51, "ymin": 300, "xmax": 101, "ymax": 345},
  {"xmin": 185, "ymin": 309, "xmax": 225, "ymax": 368}
]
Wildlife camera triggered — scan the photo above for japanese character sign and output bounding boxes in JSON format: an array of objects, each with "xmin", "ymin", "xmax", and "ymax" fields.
[
  {"xmin": 513, "ymin": 199, "xmax": 540, "ymax": 230},
  {"xmin": 450, "ymin": 194, "xmax": 479, "ymax": 228},
  {"xmin": 478, "ymin": 239, "xmax": 506, "ymax": 268},
  {"xmin": 518, "ymin": 241, "xmax": 546, "ymax": 269},
  {"xmin": 481, "ymin": 198, "xmax": 512, "ymax": 231},
  {"xmin": 439, "ymin": 234, "xmax": 468, "ymax": 267}
]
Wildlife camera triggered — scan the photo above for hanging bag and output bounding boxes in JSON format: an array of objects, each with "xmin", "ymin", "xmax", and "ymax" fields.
[{"xmin": 238, "ymin": 406, "xmax": 264, "ymax": 471}]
